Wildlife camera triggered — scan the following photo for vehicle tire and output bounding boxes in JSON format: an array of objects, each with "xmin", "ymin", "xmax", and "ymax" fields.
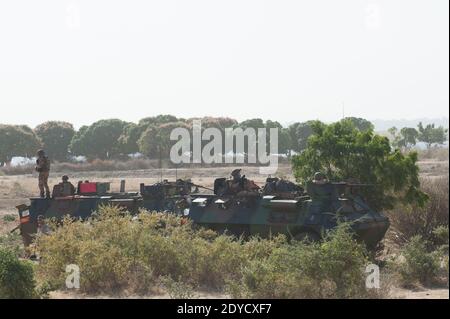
[{"xmin": 294, "ymin": 231, "xmax": 320, "ymax": 243}]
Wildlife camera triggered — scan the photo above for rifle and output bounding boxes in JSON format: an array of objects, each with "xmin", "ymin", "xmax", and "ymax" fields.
[
  {"xmin": 10, "ymin": 224, "xmax": 20, "ymax": 233},
  {"xmin": 185, "ymin": 182, "xmax": 214, "ymax": 192}
]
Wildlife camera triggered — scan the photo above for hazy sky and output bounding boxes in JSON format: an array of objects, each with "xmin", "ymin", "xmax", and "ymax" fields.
[{"xmin": 0, "ymin": 0, "xmax": 448, "ymax": 128}]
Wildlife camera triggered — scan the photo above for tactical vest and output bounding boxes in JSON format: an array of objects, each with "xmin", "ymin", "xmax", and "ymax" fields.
[{"xmin": 37, "ymin": 156, "xmax": 50, "ymax": 172}]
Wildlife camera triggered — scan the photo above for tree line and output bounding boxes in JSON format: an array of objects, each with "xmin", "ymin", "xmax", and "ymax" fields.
[
  {"xmin": 0, "ymin": 115, "xmax": 447, "ymax": 166},
  {"xmin": 388, "ymin": 123, "xmax": 448, "ymax": 150}
]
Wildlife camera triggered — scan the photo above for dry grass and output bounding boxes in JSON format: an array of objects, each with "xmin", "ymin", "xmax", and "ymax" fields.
[
  {"xmin": 386, "ymin": 176, "xmax": 449, "ymax": 245},
  {"xmin": 35, "ymin": 208, "xmax": 383, "ymax": 298},
  {"xmin": 0, "ymin": 159, "xmax": 160, "ymax": 176},
  {"xmin": 417, "ymin": 147, "xmax": 449, "ymax": 162},
  {"xmin": 0, "ymin": 157, "xmax": 293, "ymax": 176},
  {"xmin": 0, "ymin": 159, "xmax": 448, "ymax": 299}
]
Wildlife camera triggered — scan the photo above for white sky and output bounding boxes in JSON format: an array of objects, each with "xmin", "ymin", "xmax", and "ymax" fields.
[{"xmin": 0, "ymin": 0, "xmax": 448, "ymax": 128}]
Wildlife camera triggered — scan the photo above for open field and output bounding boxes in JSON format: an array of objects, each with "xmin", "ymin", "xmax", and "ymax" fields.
[{"xmin": 0, "ymin": 161, "xmax": 448, "ymax": 299}]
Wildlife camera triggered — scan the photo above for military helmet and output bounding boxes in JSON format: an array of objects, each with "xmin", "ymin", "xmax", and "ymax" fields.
[
  {"xmin": 231, "ymin": 169, "xmax": 242, "ymax": 178},
  {"xmin": 313, "ymin": 172, "xmax": 326, "ymax": 181},
  {"xmin": 36, "ymin": 149, "xmax": 45, "ymax": 156}
]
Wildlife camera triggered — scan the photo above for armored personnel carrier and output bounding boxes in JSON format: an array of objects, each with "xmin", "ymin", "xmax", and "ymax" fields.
[
  {"xmin": 15, "ymin": 176, "xmax": 389, "ymax": 249},
  {"xmin": 186, "ymin": 178, "xmax": 389, "ymax": 249},
  {"xmin": 15, "ymin": 179, "xmax": 197, "ymax": 246}
]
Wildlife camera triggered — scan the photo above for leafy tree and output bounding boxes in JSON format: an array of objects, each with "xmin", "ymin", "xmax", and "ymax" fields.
[
  {"xmin": 138, "ymin": 114, "xmax": 181, "ymax": 127},
  {"xmin": 237, "ymin": 118, "xmax": 265, "ymax": 130},
  {"xmin": 388, "ymin": 126, "xmax": 401, "ymax": 148},
  {"xmin": 277, "ymin": 128, "xmax": 292, "ymax": 155},
  {"xmin": 417, "ymin": 122, "xmax": 448, "ymax": 148},
  {"xmin": 198, "ymin": 117, "xmax": 237, "ymax": 130},
  {"xmin": 388, "ymin": 127, "xmax": 419, "ymax": 150},
  {"xmin": 117, "ymin": 123, "xmax": 148, "ymax": 155},
  {"xmin": 287, "ymin": 123, "xmax": 302, "ymax": 153},
  {"xmin": 113, "ymin": 115, "xmax": 186, "ymax": 157},
  {"xmin": 264, "ymin": 120, "xmax": 290, "ymax": 155},
  {"xmin": 192, "ymin": 117, "xmax": 238, "ymax": 156},
  {"xmin": 69, "ymin": 119, "xmax": 130, "ymax": 159},
  {"xmin": 34, "ymin": 121, "xmax": 75, "ymax": 161},
  {"xmin": 399, "ymin": 127, "xmax": 419, "ymax": 149},
  {"xmin": 68, "ymin": 125, "xmax": 89, "ymax": 157},
  {"xmin": 292, "ymin": 120, "xmax": 428, "ymax": 210},
  {"xmin": 0, "ymin": 125, "xmax": 41, "ymax": 165},
  {"xmin": 342, "ymin": 117, "xmax": 374, "ymax": 132},
  {"xmin": 235, "ymin": 119, "xmax": 290, "ymax": 156},
  {"xmin": 138, "ymin": 121, "xmax": 189, "ymax": 162},
  {"xmin": 289, "ymin": 120, "xmax": 325, "ymax": 153}
]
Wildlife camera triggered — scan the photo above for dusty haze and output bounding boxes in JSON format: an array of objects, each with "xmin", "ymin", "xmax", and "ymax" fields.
[{"xmin": 0, "ymin": 0, "xmax": 448, "ymax": 128}]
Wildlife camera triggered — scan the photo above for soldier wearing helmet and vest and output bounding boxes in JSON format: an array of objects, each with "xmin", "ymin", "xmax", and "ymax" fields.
[
  {"xmin": 35, "ymin": 149, "xmax": 51, "ymax": 198},
  {"xmin": 52, "ymin": 175, "xmax": 76, "ymax": 197},
  {"xmin": 312, "ymin": 172, "xmax": 328, "ymax": 185},
  {"xmin": 307, "ymin": 171, "xmax": 334, "ymax": 202},
  {"xmin": 229, "ymin": 169, "xmax": 244, "ymax": 194}
]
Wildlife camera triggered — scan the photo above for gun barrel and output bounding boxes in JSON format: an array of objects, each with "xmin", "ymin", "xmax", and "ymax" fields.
[
  {"xmin": 10, "ymin": 225, "xmax": 20, "ymax": 233},
  {"xmin": 187, "ymin": 182, "xmax": 214, "ymax": 192}
]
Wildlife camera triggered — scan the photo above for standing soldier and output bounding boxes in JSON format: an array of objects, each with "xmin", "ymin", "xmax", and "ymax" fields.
[{"xmin": 35, "ymin": 149, "xmax": 50, "ymax": 198}]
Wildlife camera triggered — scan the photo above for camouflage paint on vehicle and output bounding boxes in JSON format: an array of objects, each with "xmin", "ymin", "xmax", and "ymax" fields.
[
  {"xmin": 186, "ymin": 181, "xmax": 389, "ymax": 249},
  {"xmin": 16, "ymin": 179, "xmax": 389, "ymax": 249}
]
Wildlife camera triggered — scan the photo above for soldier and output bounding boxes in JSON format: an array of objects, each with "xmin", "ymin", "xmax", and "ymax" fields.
[
  {"xmin": 35, "ymin": 149, "xmax": 50, "ymax": 198},
  {"xmin": 228, "ymin": 169, "xmax": 260, "ymax": 195},
  {"xmin": 230, "ymin": 168, "xmax": 242, "ymax": 182},
  {"xmin": 312, "ymin": 172, "xmax": 328, "ymax": 185},
  {"xmin": 61, "ymin": 175, "xmax": 75, "ymax": 195},
  {"xmin": 229, "ymin": 169, "xmax": 244, "ymax": 194},
  {"xmin": 37, "ymin": 215, "xmax": 52, "ymax": 236},
  {"xmin": 307, "ymin": 172, "xmax": 334, "ymax": 202}
]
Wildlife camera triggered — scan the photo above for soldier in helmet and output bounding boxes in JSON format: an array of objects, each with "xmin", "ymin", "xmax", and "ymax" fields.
[
  {"xmin": 312, "ymin": 172, "xmax": 328, "ymax": 185},
  {"xmin": 307, "ymin": 171, "xmax": 334, "ymax": 203},
  {"xmin": 35, "ymin": 149, "xmax": 51, "ymax": 198},
  {"xmin": 229, "ymin": 169, "xmax": 244, "ymax": 194},
  {"xmin": 60, "ymin": 175, "xmax": 75, "ymax": 196},
  {"xmin": 231, "ymin": 169, "xmax": 242, "ymax": 182}
]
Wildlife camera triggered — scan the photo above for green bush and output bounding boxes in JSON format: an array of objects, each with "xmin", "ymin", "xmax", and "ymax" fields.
[
  {"xmin": 2, "ymin": 214, "xmax": 16, "ymax": 222},
  {"xmin": 227, "ymin": 224, "xmax": 378, "ymax": 299},
  {"xmin": 398, "ymin": 235, "xmax": 440, "ymax": 286},
  {"xmin": 0, "ymin": 233, "xmax": 24, "ymax": 258},
  {"xmin": 432, "ymin": 225, "xmax": 449, "ymax": 248},
  {"xmin": 36, "ymin": 207, "xmax": 248, "ymax": 293},
  {"xmin": 0, "ymin": 248, "xmax": 36, "ymax": 299},
  {"xmin": 160, "ymin": 276, "xmax": 196, "ymax": 299},
  {"xmin": 36, "ymin": 207, "xmax": 384, "ymax": 298}
]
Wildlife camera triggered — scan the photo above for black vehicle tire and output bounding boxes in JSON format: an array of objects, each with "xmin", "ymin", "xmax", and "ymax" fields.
[{"xmin": 294, "ymin": 231, "xmax": 320, "ymax": 244}]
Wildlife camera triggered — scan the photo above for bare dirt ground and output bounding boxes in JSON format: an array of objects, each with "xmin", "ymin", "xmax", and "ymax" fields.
[
  {"xmin": 1, "ymin": 161, "xmax": 448, "ymax": 299},
  {"xmin": 390, "ymin": 288, "xmax": 449, "ymax": 299}
]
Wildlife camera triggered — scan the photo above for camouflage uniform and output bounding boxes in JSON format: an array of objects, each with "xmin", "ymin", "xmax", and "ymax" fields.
[
  {"xmin": 229, "ymin": 169, "xmax": 244, "ymax": 194},
  {"xmin": 36, "ymin": 153, "xmax": 51, "ymax": 198},
  {"xmin": 306, "ymin": 172, "xmax": 336, "ymax": 213}
]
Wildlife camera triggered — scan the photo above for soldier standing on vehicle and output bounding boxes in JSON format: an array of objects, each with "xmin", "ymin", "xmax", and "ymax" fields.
[{"xmin": 35, "ymin": 149, "xmax": 51, "ymax": 198}]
